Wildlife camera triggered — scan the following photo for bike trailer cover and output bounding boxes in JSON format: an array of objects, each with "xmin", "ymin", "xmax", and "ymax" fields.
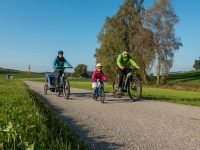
[{"xmin": 45, "ymin": 72, "xmax": 57, "ymax": 78}]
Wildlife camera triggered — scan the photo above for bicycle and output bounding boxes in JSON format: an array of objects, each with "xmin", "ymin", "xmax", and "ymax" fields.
[
  {"xmin": 112, "ymin": 69, "xmax": 142, "ymax": 101},
  {"xmin": 53, "ymin": 66, "xmax": 72, "ymax": 99},
  {"xmin": 92, "ymin": 80, "xmax": 106, "ymax": 103}
]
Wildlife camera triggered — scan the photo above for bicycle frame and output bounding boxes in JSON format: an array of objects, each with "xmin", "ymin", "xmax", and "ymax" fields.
[
  {"xmin": 59, "ymin": 72, "xmax": 67, "ymax": 87},
  {"xmin": 122, "ymin": 72, "xmax": 133, "ymax": 91},
  {"xmin": 54, "ymin": 67, "xmax": 69, "ymax": 88},
  {"xmin": 93, "ymin": 81, "xmax": 104, "ymax": 97}
]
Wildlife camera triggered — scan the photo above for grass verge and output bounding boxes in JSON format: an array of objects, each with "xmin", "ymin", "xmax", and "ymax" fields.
[
  {"xmin": 20, "ymin": 77, "xmax": 200, "ymax": 106},
  {"xmin": 70, "ymin": 81, "xmax": 200, "ymax": 106},
  {"xmin": 0, "ymin": 78, "xmax": 87, "ymax": 149}
]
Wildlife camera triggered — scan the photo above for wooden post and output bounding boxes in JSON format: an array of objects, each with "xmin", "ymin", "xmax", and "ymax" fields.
[{"xmin": 6, "ymin": 74, "xmax": 13, "ymax": 80}]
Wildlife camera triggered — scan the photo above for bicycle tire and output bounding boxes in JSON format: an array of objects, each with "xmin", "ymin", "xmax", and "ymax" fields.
[
  {"xmin": 44, "ymin": 84, "xmax": 48, "ymax": 95},
  {"xmin": 128, "ymin": 78, "xmax": 142, "ymax": 101},
  {"xmin": 100, "ymin": 88, "xmax": 105, "ymax": 103},
  {"xmin": 63, "ymin": 79, "xmax": 70, "ymax": 99},
  {"xmin": 112, "ymin": 81, "xmax": 121, "ymax": 98}
]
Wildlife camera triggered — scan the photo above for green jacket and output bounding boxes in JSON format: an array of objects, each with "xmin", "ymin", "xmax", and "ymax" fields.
[{"xmin": 117, "ymin": 53, "xmax": 139, "ymax": 69}]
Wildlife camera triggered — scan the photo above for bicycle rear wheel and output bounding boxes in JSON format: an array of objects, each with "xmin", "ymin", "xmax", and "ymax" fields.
[
  {"xmin": 128, "ymin": 78, "xmax": 142, "ymax": 101},
  {"xmin": 44, "ymin": 84, "xmax": 48, "ymax": 95},
  {"xmin": 100, "ymin": 88, "xmax": 105, "ymax": 103},
  {"xmin": 63, "ymin": 79, "xmax": 70, "ymax": 99}
]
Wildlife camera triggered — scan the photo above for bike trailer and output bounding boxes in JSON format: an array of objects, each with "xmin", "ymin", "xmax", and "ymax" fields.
[{"xmin": 45, "ymin": 72, "xmax": 57, "ymax": 91}]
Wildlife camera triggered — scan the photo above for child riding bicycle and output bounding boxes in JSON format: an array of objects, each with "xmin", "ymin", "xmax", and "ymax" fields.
[{"xmin": 92, "ymin": 63, "xmax": 107, "ymax": 99}]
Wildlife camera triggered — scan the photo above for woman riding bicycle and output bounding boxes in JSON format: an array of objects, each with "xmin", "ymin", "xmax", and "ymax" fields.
[
  {"xmin": 53, "ymin": 50, "xmax": 73, "ymax": 88},
  {"xmin": 117, "ymin": 49, "xmax": 140, "ymax": 92}
]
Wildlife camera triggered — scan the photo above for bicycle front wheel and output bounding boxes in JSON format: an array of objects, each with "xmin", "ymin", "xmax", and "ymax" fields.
[
  {"xmin": 100, "ymin": 88, "xmax": 105, "ymax": 103},
  {"xmin": 112, "ymin": 81, "xmax": 121, "ymax": 98},
  {"xmin": 128, "ymin": 78, "xmax": 142, "ymax": 101},
  {"xmin": 63, "ymin": 79, "xmax": 70, "ymax": 99}
]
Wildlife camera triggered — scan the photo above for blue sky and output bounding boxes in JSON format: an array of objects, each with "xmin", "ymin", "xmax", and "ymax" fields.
[{"xmin": 0, "ymin": 0, "xmax": 199, "ymax": 72}]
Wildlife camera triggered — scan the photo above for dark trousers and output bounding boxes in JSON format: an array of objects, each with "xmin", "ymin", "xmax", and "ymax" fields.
[
  {"xmin": 118, "ymin": 69, "xmax": 128, "ymax": 88},
  {"xmin": 54, "ymin": 71, "xmax": 63, "ymax": 87}
]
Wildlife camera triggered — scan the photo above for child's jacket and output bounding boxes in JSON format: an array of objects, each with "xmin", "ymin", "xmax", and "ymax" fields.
[{"xmin": 92, "ymin": 70, "xmax": 107, "ymax": 81}]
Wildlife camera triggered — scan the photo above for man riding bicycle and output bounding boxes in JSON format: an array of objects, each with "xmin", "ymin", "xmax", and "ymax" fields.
[
  {"xmin": 117, "ymin": 49, "xmax": 140, "ymax": 92},
  {"xmin": 53, "ymin": 50, "xmax": 73, "ymax": 88}
]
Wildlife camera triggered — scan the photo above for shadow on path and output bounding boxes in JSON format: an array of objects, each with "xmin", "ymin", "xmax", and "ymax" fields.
[{"xmin": 28, "ymin": 88, "xmax": 125, "ymax": 150}]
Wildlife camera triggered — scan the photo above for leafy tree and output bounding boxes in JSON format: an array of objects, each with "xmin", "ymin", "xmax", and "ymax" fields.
[
  {"xmin": 193, "ymin": 57, "xmax": 200, "ymax": 70},
  {"xmin": 73, "ymin": 64, "xmax": 89, "ymax": 78},
  {"xmin": 95, "ymin": 0, "xmax": 154, "ymax": 82},
  {"xmin": 144, "ymin": 0, "xmax": 182, "ymax": 85}
]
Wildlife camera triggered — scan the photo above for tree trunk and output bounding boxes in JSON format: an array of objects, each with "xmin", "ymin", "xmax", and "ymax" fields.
[
  {"xmin": 156, "ymin": 49, "xmax": 161, "ymax": 85},
  {"xmin": 156, "ymin": 66, "xmax": 161, "ymax": 85}
]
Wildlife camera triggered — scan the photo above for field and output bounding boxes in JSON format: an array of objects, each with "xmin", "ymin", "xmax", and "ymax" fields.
[{"xmin": 0, "ymin": 74, "xmax": 86, "ymax": 149}]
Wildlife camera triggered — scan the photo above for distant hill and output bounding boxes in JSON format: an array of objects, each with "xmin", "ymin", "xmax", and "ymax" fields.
[
  {"xmin": 0, "ymin": 67, "xmax": 23, "ymax": 74},
  {"xmin": 166, "ymin": 70, "xmax": 200, "ymax": 85},
  {"xmin": 0, "ymin": 67, "xmax": 43, "ymax": 79}
]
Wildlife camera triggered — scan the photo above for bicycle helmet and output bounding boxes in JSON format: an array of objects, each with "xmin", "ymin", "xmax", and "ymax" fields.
[
  {"xmin": 58, "ymin": 50, "xmax": 64, "ymax": 55},
  {"xmin": 96, "ymin": 63, "xmax": 103, "ymax": 68}
]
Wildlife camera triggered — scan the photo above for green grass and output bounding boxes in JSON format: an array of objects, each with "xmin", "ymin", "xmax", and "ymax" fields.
[
  {"xmin": 16, "ymin": 71, "xmax": 200, "ymax": 106},
  {"xmin": 70, "ymin": 80, "xmax": 200, "ymax": 106},
  {"xmin": 0, "ymin": 78, "xmax": 87, "ymax": 149}
]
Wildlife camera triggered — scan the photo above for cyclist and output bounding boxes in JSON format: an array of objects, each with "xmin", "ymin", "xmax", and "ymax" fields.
[
  {"xmin": 53, "ymin": 50, "xmax": 73, "ymax": 88},
  {"xmin": 117, "ymin": 49, "xmax": 140, "ymax": 92},
  {"xmin": 92, "ymin": 63, "xmax": 107, "ymax": 99}
]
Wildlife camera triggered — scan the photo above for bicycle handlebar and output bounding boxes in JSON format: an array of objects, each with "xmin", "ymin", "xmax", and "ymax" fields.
[
  {"xmin": 53, "ymin": 66, "xmax": 73, "ymax": 69},
  {"xmin": 122, "ymin": 68, "xmax": 140, "ymax": 72},
  {"xmin": 92, "ymin": 79, "xmax": 107, "ymax": 82}
]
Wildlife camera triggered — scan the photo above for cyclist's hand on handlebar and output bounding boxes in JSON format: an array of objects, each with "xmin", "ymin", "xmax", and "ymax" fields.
[{"xmin": 120, "ymin": 67, "xmax": 125, "ymax": 70}]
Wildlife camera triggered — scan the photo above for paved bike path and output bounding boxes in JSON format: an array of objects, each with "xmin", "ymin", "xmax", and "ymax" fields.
[{"xmin": 24, "ymin": 81, "xmax": 200, "ymax": 150}]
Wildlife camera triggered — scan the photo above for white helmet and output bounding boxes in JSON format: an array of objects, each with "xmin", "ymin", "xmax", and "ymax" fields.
[{"xmin": 96, "ymin": 63, "xmax": 103, "ymax": 68}]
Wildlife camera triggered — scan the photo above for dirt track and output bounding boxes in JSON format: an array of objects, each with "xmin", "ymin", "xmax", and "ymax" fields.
[{"xmin": 25, "ymin": 81, "xmax": 200, "ymax": 150}]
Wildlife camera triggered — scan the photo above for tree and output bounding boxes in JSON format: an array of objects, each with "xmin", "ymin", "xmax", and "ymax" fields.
[
  {"xmin": 144, "ymin": 0, "xmax": 182, "ymax": 85},
  {"xmin": 95, "ymin": 0, "xmax": 154, "ymax": 82},
  {"xmin": 193, "ymin": 57, "xmax": 200, "ymax": 70},
  {"xmin": 73, "ymin": 64, "xmax": 89, "ymax": 78}
]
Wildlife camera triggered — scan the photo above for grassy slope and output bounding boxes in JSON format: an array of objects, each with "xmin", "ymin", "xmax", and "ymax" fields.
[
  {"xmin": 0, "ymin": 76, "xmax": 86, "ymax": 149},
  {"xmin": 167, "ymin": 70, "xmax": 200, "ymax": 85}
]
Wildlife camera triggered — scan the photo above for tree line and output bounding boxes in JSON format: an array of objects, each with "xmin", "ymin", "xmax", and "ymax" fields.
[
  {"xmin": 193, "ymin": 57, "xmax": 200, "ymax": 70},
  {"xmin": 95, "ymin": 0, "xmax": 182, "ymax": 85}
]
